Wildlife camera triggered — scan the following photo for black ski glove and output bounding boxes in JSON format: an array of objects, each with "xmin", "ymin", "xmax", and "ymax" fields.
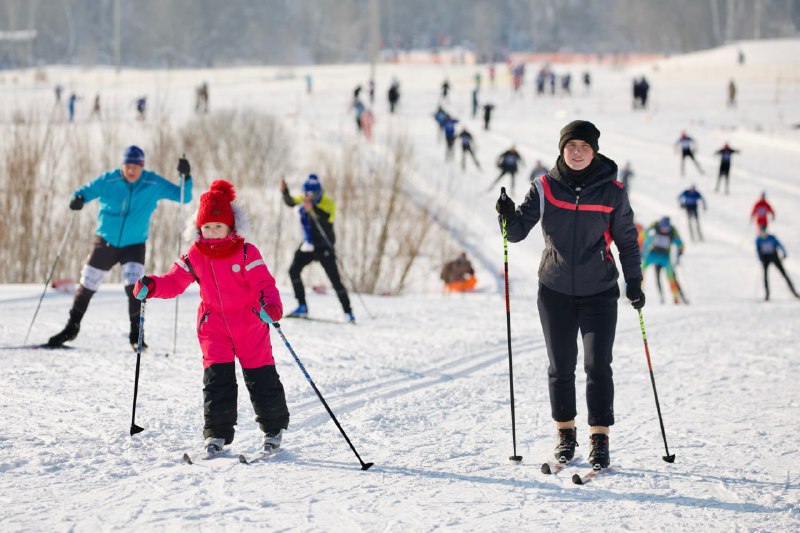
[
  {"xmin": 177, "ymin": 156, "xmax": 191, "ymax": 176},
  {"xmin": 496, "ymin": 191, "xmax": 516, "ymax": 217},
  {"xmin": 69, "ymin": 195, "xmax": 84, "ymax": 211},
  {"xmin": 626, "ymin": 280, "xmax": 646, "ymax": 310}
]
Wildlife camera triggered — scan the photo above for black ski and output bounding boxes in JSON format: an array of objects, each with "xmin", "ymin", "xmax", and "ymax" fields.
[
  {"xmin": 541, "ymin": 459, "xmax": 572, "ymax": 475},
  {"xmin": 572, "ymin": 466, "xmax": 609, "ymax": 485},
  {"xmin": 238, "ymin": 447, "xmax": 283, "ymax": 464},
  {"xmin": 0, "ymin": 344, "xmax": 75, "ymax": 351}
]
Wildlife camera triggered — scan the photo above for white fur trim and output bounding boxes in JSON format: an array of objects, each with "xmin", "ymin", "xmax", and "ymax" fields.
[{"xmin": 184, "ymin": 201, "xmax": 251, "ymax": 242}]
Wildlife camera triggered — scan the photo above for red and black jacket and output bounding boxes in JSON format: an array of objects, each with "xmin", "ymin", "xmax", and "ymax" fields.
[{"xmin": 502, "ymin": 154, "xmax": 641, "ymax": 296}]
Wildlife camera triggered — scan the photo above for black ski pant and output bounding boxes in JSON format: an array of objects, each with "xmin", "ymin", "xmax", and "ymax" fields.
[
  {"xmin": 289, "ymin": 246, "xmax": 352, "ymax": 313},
  {"xmin": 488, "ymin": 166, "xmax": 518, "ymax": 193},
  {"xmin": 69, "ymin": 236, "xmax": 146, "ymax": 328},
  {"xmin": 716, "ymin": 161, "xmax": 731, "ymax": 193},
  {"xmin": 537, "ymin": 284, "xmax": 618, "ymax": 427},
  {"xmin": 685, "ymin": 207, "xmax": 703, "ymax": 241},
  {"xmin": 203, "ymin": 362, "xmax": 290, "ymax": 444},
  {"xmin": 680, "ymin": 149, "xmax": 703, "ymax": 176},
  {"xmin": 461, "ymin": 145, "xmax": 480, "ymax": 170},
  {"xmin": 760, "ymin": 253, "xmax": 798, "ymax": 299}
]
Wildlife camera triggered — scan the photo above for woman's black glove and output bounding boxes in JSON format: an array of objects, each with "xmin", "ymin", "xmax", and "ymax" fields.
[{"xmin": 626, "ymin": 280, "xmax": 646, "ymax": 309}]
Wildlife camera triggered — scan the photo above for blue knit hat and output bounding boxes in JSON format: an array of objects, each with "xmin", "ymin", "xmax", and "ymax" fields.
[
  {"xmin": 123, "ymin": 145, "xmax": 145, "ymax": 166},
  {"xmin": 303, "ymin": 174, "xmax": 322, "ymax": 194}
]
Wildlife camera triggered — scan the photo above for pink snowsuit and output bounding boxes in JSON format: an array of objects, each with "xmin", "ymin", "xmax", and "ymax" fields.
[{"xmin": 148, "ymin": 240, "xmax": 282, "ymax": 369}]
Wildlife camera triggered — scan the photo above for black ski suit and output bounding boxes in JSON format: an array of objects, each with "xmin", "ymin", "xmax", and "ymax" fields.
[{"xmin": 501, "ymin": 154, "xmax": 641, "ymax": 426}]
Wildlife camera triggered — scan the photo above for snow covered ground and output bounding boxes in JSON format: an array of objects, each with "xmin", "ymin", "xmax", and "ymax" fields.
[{"xmin": 1, "ymin": 39, "xmax": 799, "ymax": 531}]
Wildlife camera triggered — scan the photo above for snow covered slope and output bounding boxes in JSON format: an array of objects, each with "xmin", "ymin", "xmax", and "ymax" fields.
[{"xmin": 1, "ymin": 39, "xmax": 798, "ymax": 531}]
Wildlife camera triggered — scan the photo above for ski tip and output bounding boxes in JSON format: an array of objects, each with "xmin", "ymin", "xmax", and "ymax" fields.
[
  {"xmin": 509, "ymin": 455, "xmax": 523, "ymax": 463},
  {"xmin": 540, "ymin": 463, "xmax": 552, "ymax": 475},
  {"xmin": 182, "ymin": 453, "xmax": 193, "ymax": 465},
  {"xmin": 361, "ymin": 462, "xmax": 374, "ymax": 471},
  {"xmin": 663, "ymin": 454, "xmax": 676, "ymax": 463},
  {"xmin": 572, "ymin": 473, "xmax": 584, "ymax": 485}
]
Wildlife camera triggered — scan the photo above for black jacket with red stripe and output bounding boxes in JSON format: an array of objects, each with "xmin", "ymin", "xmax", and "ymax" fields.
[{"xmin": 502, "ymin": 154, "xmax": 641, "ymax": 296}]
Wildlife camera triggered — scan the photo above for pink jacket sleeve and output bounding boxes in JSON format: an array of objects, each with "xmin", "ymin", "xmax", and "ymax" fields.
[
  {"xmin": 243, "ymin": 245, "xmax": 283, "ymax": 321},
  {"xmin": 149, "ymin": 254, "xmax": 196, "ymax": 299}
]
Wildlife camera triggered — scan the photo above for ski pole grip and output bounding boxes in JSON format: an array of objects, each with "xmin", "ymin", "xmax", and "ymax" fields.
[{"xmin": 500, "ymin": 186, "xmax": 507, "ymax": 201}]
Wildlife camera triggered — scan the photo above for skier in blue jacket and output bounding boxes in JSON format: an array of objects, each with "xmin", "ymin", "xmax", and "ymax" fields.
[
  {"xmin": 755, "ymin": 226, "xmax": 799, "ymax": 301},
  {"xmin": 47, "ymin": 146, "xmax": 193, "ymax": 348},
  {"xmin": 678, "ymin": 184, "xmax": 707, "ymax": 241}
]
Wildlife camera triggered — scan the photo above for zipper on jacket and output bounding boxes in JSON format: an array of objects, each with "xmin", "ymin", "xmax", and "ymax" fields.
[
  {"xmin": 572, "ymin": 187, "xmax": 581, "ymax": 294},
  {"xmin": 198, "ymin": 310, "xmax": 210, "ymax": 333},
  {"xmin": 210, "ymin": 261, "xmax": 237, "ymax": 355},
  {"xmin": 116, "ymin": 186, "xmax": 133, "ymax": 246}
]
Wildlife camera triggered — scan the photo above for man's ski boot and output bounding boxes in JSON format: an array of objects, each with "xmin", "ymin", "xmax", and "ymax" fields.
[
  {"xmin": 587, "ymin": 433, "xmax": 610, "ymax": 470},
  {"xmin": 345, "ymin": 311, "xmax": 355, "ymax": 324},
  {"xmin": 553, "ymin": 427, "xmax": 578, "ymax": 463},
  {"xmin": 288, "ymin": 304, "xmax": 308, "ymax": 318},
  {"xmin": 47, "ymin": 314, "xmax": 81, "ymax": 347},
  {"xmin": 262, "ymin": 430, "xmax": 283, "ymax": 452}
]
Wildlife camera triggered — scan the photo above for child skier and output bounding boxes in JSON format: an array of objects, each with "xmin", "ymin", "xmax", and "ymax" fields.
[
  {"xmin": 641, "ymin": 217, "xmax": 688, "ymax": 304},
  {"xmin": 677, "ymin": 184, "xmax": 707, "ymax": 241},
  {"xmin": 280, "ymin": 175, "xmax": 355, "ymax": 322},
  {"xmin": 755, "ymin": 226, "xmax": 799, "ymax": 301},
  {"xmin": 133, "ymin": 180, "xmax": 290, "ymax": 455}
]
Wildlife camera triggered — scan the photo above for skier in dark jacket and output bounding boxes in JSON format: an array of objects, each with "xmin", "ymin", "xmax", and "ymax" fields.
[
  {"xmin": 281, "ymin": 174, "xmax": 354, "ymax": 322},
  {"xmin": 47, "ymin": 146, "xmax": 193, "ymax": 348},
  {"xmin": 675, "ymin": 131, "xmax": 704, "ymax": 177},
  {"xmin": 495, "ymin": 120, "xmax": 643, "ymax": 470},
  {"xmin": 482, "ymin": 103, "xmax": 495, "ymax": 131},
  {"xmin": 714, "ymin": 143, "xmax": 739, "ymax": 194},
  {"xmin": 755, "ymin": 226, "xmax": 799, "ymax": 301},
  {"xmin": 488, "ymin": 145, "xmax": 524, "ymax": 194}
]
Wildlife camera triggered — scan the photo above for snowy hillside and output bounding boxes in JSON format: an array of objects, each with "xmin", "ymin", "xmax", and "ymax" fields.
[{"xmin": 1, "ymin": 40, "xmax": 799, "ymax": 531}]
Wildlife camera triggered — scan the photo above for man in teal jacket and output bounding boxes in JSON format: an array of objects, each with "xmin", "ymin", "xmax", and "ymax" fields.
[{"xmin": 47, "ymin": 145, "xmax": 193, "ymax": 348}]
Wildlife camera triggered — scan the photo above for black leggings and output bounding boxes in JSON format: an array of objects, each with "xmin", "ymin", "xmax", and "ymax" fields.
[
  {"xmin": 761, "ymin": 254, "xmax": 797, "ymax": 298},
  {"xmin": 288, "ymin": 245, "xmax": 351, "ymax": 313},
  {"xmin": 537, "ymin": 284, "xmax": 619, "ymax": 427}
]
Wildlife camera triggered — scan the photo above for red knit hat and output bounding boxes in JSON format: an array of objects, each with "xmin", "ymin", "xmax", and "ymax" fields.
[{"xmin": 196, "ymin": 180, "xmax": 236, "ymax": 228}]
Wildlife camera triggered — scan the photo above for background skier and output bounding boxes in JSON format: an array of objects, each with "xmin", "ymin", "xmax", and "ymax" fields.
[
  {"xmin": 675, "ymin": 131, "xmax": 704, "ymax": 176},
  {"xmin": 750, "ymin": 192, "xmax": 775, "ymax": 230},
  {"xmin": 47, "ymin": 146, "xmax": 193, "ymax": 348},
  {"xmin": 755, "ymin": 226, "xmax": 799, "ymax": 301},
  {"xmin": 280, "ymin": 175, "xmax": 354, "ymax": 323},
  {"xmin": 641, "ymin": 217, "xmax": 687, "ymax": 304},
  {"xmin": 677, "ymin": 184, "xmax": 707, "ymax": 241},
  {"xmin": 714, "ymin": 143, "xmax": 739, "ymax": 194}
]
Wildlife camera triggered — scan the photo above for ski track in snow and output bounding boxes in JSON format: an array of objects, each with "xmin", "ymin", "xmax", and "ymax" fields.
[{"xmin": 2, "ymin": 40, "xmax": 800, "ymax": 531}]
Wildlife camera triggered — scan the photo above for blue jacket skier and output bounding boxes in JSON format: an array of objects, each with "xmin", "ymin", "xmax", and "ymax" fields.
[{"xmin": 47, "ymin": 146, "xmax": 193, "ymax": 348}]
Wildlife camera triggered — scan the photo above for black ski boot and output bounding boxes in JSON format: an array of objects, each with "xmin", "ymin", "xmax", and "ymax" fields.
[
  {"xmin": 47, "ymin": 312, "xmax": 81, "ymax": 347},
  {"xmin": 588, "ymin": 433, "xmax": 610, "ymax": 469},
  {"xmin": 553, "ymin": 427, "xmax": 578, "ymax": 463}
]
